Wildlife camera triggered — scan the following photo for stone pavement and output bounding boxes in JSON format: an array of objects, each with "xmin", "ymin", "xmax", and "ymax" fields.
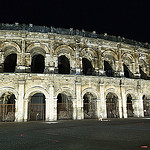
[{"xmin": 0, "ymin": 118, "xmax": 150, "ymax": 150}]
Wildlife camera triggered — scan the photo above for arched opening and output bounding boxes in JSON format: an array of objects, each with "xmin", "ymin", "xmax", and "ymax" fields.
[
  {"xmin": 28, "ymin": 93, "xmax": 45, "ymax": 121},
  {"xmin": 104, "ymin": 60, "xmax": 114, "ymax": 77},
  {"xmin": 31, "ymin": 54, "xmax": 45, "ymax": 73},
  {"xmin": 0, "ymin": 92, "xmax": 15, "ymax": 121},
  {"xmin": 127, "ymin": 94, "xmax": 133, "ymax": 117},
  {"xmin": 123, "ymin": 64, "xmax": 133, "ymax": 78},
  {"xmin": 83, "ymin": 92, "xmax": 97, "ymax": 119},
  {"xmin": 58, "ymin": 55, "xmax": 70, "ymax": 74},
  {"xmin": 57, "ymin": 93, "xmax": 73, "ymax": 120},
  {"xmin": 143, "ymin": 95, "xmax": 150, "ymax": 116},
  {"xmin": 106, "ymin": 92, "xmax": 119, "ymax": 118},
  {"xmin": 82, "ymin": 58, "xmax": 93, "ymax": 75},
  {"xmin": 139, "ymin": 66, "xmax": 147, "ymax": 80},
  {"xmin": 4, "ymin": 54, "xmax": 17, "ymax": 73}
]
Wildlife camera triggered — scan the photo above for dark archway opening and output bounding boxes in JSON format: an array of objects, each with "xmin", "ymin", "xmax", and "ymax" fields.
[
  {"xmin": 31, "ymin": 54, "xmax": 45, "ymax": 73},
  {"xmin": 0, "ymin": 92, "xmax": 15, "ymax": 122},
  {"xmin": 123, "ymin": 64, "xmax": 133, "ymax": 78},
  {"xmin": 82, "ymin": 58, "xmax": 93, "ymax": 75},
  {"xmin": 4, "ymin": 54, "xmax": 17, "ymax": 73},
  {"xmin": 57, "ymin": 93, "xmax": 72, "ymax": 120},
  {"xmin": 139, "ymin": 66, "xmax": 147, "ymax": 80},
  {"xmin": 104, "ymin": 60, "xmax": 114, "ymax": 77},
  {"xmin": 106, "ymin": 92, "xmax": 118, "ymax": 118},
  {"xmin": 127, "ymin": 94, "xmax": 133, "ymax": 117},
  {"xmin": 28, "ymin": 93, "xmax": 45, "ymax": 121},
  {"xmin": 58, "ymin": 55, "xmax": 70, "ymax": 74},
  {"xmin": 83, "ymin": 92, "xmax": 97, "ymax": 119}
]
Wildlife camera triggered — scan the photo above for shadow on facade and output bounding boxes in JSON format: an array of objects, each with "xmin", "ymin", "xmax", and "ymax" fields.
[
  {"xmin": 82, "ymin": 58, "xmax": 93, "ymax": 75},
  {"xmin": 123, "ymin": 64, "xmax": 134, "ymax": 78},
  {"xmin": 104, "ymin": 60, "xmax": 114, "ymax": 77}
]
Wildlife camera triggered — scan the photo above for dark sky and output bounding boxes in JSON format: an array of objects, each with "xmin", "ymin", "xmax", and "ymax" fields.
[{"xmin": 0, "ymin": 0, "xmax": 150, "ymax": 43}]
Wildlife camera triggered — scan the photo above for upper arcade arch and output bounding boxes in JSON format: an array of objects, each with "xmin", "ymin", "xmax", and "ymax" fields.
[
  {"xmin": 80, "ymin": 48, "xmax": 98, "ymax": 58},
  {"xmin": 121, "ymin": 52, "xmax": 135, "ymax": 64},
  {"xmin": 54, "ymin": 45, "xmax": 75, "ymax": 56},
  {"xmin": 0, "ymin": 42, "xmax": 21, "ymax": 56},
  {"xmin": 102, "ymin": 50, "xmax": 118, "ymax": 61},
  {"xmin": 26, "ymin": 43, "xmax": 49, "ymax": 55}
]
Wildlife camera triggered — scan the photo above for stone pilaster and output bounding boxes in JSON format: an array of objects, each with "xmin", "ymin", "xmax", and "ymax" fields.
[
  {"xmin": 23, "ymin": 99, "xmax": 29, "ymax": 122},
  {"xmin": 118, "ymin": 99, "xmax": 122, "ymax": 118},
  {"xmin": 16, "ymin": 39, "xmax": 26, "ymax": 73},
  {"xmin": 100, "ymin": 83, "xmax": 107, "ymax": 118},
  {"xmin": 72, "ymin": 98, "xmax": 77, "ymax": 120},
  {"xmin": 96, "ymin": 99, "xmax": 101, "ymax": 118},
  {"xmin": 15, "ymin": 80, "xmax": 25, "ymax": 122},
  {"xmin": 53, "ymin": 97, "xmax": 58, "ymax": 120},
  {"xmin": 132, "ymin": 100, "xmax": 139, "ymax": 117},
  {"xmin": 75, "ymin": 79, "xmax": 83, "ymax": 119}
]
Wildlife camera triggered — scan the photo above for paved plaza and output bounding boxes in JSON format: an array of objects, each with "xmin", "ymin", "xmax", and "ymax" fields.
[{"xmin": 0, "ymin": 118, "xmax": 150, "ymax": 150}]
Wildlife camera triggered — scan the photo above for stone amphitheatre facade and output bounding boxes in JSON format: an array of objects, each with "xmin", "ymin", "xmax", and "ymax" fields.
[{"xmin": 0, "ymin": 23, "xmax": 150, "ymax": 122}]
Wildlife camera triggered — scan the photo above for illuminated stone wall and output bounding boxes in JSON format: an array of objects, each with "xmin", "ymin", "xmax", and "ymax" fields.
[{"xmin": 0, "ymin": 25, "xmax": 149, "ymax": 122}]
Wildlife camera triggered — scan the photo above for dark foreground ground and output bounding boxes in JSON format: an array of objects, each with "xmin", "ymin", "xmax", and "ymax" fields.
[{"xmin": 0, "ymin": 118, "xmax": 150, "ymax": 150}]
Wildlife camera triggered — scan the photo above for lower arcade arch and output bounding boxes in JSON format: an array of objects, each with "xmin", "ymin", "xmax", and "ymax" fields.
[
  {"xmin": 0, "ymin": 92, "xmax": 16, "ymax": 121},
  {"xmin": 106, "ymin": 92, "xmax": 119, "ymax": 118},
  {"xmin": 28, "ymin": 93, "xmax": 45, "ymax": 121},
  {"xmin": 57, "ymin": 93, "xmax": 73, "ymax": 120},
  {"xmin": 83, "ymin": 92, "xmax": 97, "ymax": 119},
  {"xmin": 143, "ymin": 95, "xmax": 150, "ymax": 116},
  {"xmin": 126, "ymin": 94, "xmax": 133, "ymax": 117}
]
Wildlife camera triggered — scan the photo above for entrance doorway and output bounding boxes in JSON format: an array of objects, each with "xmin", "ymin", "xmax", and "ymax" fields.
[
  {"xmin": 28, "ymin": 93, "xmax": 45, "ymax": 121},
  {"xmin": 57, "ymin": 93, "xmax": 73, "ymax": 120},
  {"xmin": 106, "ymin": 92, "xmax": 119, "ymax": 118},
  {"xmin": 0, "ymin": 92, "xmax": 15, "ymax": 121},
  {"xmin": 83, "ymin": 92, "xmax": 97, "ymax": 119},
  {"xmin": 127, "ymin": 94, "xmax": 133, "ymax": 117}
]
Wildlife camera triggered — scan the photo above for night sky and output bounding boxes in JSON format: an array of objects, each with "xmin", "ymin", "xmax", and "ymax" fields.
[{"xmin": 0, "ymin": 0, "xmax": 150, "ymax": 43}]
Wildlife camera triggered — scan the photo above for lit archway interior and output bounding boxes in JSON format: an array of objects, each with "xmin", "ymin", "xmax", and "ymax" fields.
[
  {"xmin": 0, "ymin": 92, "xmax": 15, "ymax": 121},
  {"xmin": 28, "ymin": 93, "xmax": 45, "ymax": 121},
  {"xmin": 57, "ymin": 93, "xmax": 72, "ymax": 120},
  {"xmin": 83, "ymin": 92, "xmax": 97, "ymax": 119},
  {"xmin": 106, "ymin": 92, "xmax": 118, "ymax": 118}
]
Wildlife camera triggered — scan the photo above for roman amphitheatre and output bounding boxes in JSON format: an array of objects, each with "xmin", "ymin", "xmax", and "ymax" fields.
[{"xmin": 0, "ymin": 23, "xmax": 149, "ymax": 122}]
